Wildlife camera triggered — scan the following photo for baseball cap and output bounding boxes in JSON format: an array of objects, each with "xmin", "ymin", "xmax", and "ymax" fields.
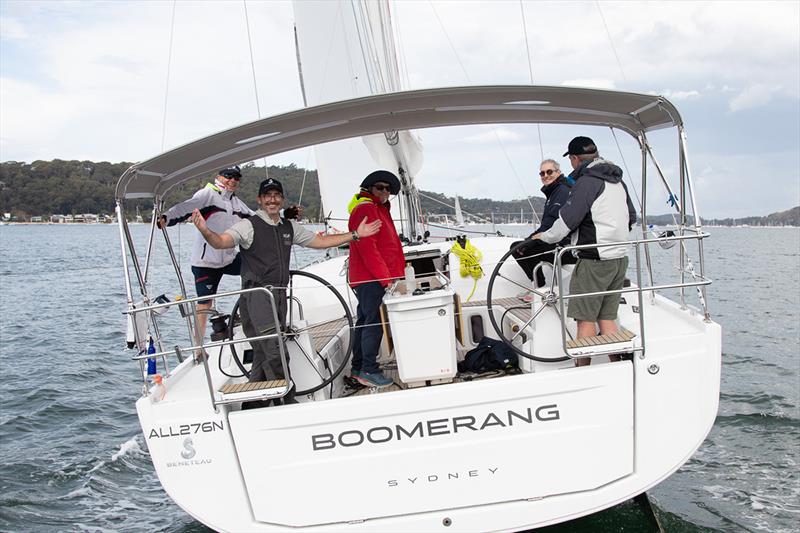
[
  {"xmin": 218, "ymin": 165, "xmax": 242, "ymax": 179},
  {"xmin": 563, "ymin": 136, "xmax": 598, "ymax": 157},
  {"xmin": 258, "ymin": 178, "xmax": 284, "ymax": 195}
]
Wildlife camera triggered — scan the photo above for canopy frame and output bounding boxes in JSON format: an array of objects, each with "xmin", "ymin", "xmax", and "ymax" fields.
[{"xmin": 115, "ymin": 85, "xmax": 683, "ymax": 201}]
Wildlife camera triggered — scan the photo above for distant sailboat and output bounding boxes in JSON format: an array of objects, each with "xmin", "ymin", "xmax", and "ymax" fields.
[{"xmin": 454, "ymin": 196, "xmax": 465, "ymax": 227}]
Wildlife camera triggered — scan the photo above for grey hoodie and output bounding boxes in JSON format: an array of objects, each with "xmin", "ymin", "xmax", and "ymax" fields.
[{"xmin": 538, "ymin": 158, "xmax": 637, "ymax": 260}]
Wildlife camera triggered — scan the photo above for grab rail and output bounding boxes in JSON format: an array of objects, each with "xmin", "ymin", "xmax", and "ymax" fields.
[
  {"xmin": 552, "ymin": 231, "xmax": 712, "ymax": 360},
  {"xmin": 125, "ymin": 286, "xmax": 291, "ymax": 411}
]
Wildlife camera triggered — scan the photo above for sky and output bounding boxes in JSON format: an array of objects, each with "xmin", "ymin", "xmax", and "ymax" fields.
[{"xmin": 1, "ymin": 0, "xmax": 798, "ymax": 219}]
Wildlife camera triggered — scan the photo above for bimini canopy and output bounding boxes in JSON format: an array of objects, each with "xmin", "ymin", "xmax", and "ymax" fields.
[{"xmin": 115, "ymin": 85, "xmax": 683, "ymax": 200}]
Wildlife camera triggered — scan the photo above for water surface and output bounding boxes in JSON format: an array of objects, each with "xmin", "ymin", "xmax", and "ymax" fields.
[{"xmin": 0, "ymin": 224, "xmax": 797, "ymax": 532}]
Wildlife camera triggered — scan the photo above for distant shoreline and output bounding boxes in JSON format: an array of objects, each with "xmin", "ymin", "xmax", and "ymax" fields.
[{"xmin": 2, "ymin": 222, "xmax": 798, "ymax": 228}]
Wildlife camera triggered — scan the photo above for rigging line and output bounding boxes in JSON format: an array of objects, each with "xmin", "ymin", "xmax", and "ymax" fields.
[
  {"xmin": 390, "ymin": 0, "xmax": 412, "ymax": 89},
  {"xmin": 519, "ymin": 0, "xmax": 544, "ymax": 161},
  {"xmin": 375, "ymin": 3, "xmax": 393, "ymax": 91},
  {"xmin": 315, "ymin": 2, "xmax": 345, "ymax": 104},
  {"xmin": 417, "ymin": 191, "xmax": 492, "ymax": 225},
  {"xmin": 595, "ymin": 1, "xmax": 627, "ymax": 83},
  {"xmin": 243, "ymin": 0, "xmax": 269, "ymax": 179},
  {"xmin": 351, "ymin": 1, "xmax": 379, "ymax": 94},
  {"xmin": 429, "ymin": 0, "xmax": 539, "ymax": 226},
  {"xmin": 610, "ymin": 127, "xmax": 643, "ymax": 211},
  {"xmin": 428, "ymin": 1, "xmax": 470, "ymax": 82},
  {"xmin": 160, "ymin": 0, "xmax": 177, "ymax": 152},
  {"xmin": 298, "ymin": 151, "xmax": 312, "ymax": 206},
  {"xmin": 494, "ymin": 129, "xmax": 541, "ymax": 225},
  {"xmin": 383, "ymin": 2, "xmax": 402, "ymax": 91}
]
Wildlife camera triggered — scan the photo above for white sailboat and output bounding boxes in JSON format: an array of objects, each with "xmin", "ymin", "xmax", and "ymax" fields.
[
  {"xmin": 454, "ymin": 196, "xmax": 466, "ymax": 228},
  {"xmin": 114, "ymin": 3, "xmax": 720, "ymax": 531}
]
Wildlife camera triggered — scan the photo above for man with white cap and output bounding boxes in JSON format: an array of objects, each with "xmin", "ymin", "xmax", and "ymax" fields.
[{"xmin": 158, "ymin": 166, "xmax": 255, "ymax": 349}]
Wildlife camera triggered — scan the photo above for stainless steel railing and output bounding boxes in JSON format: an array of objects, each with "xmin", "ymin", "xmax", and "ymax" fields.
[
  {"xmin": 551, "ymin": 230, "xmax": 712, "ymax": 360},
  {"xmin": 125, "ymin": 286, "xmax": 291, "ymax": 411}
]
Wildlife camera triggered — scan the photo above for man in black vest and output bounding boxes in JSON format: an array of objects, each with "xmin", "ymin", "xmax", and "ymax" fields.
[{"xmin": 191, "ymin": 178, "xmax": 381, "ymax": 403}]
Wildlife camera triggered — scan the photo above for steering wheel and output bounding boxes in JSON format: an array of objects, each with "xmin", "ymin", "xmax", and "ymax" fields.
[
  {"xmin": 486, "ymin": 241, "xmax": 570, "ymax": 363},
  {"xmin": 226, "ymin": 269, "xmax": 355, "ymax": 395}
]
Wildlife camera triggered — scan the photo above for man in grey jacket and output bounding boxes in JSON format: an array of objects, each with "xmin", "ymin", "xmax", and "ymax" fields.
[
  {"xmin": 533, "ymin": 136, "xmax": 637, "ymax": 366},
  {"xmin": 192, "ymin": 178, "xmax": 381, "ymax": 404}
]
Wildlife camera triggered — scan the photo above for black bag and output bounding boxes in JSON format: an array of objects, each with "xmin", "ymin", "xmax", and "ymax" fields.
[{"xmin": 458, "ymin": 336, "xmax": 519, "ymax": 373}]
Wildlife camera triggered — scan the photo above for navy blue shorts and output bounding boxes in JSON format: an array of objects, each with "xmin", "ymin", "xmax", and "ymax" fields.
[{"xmin": 191, "ymin": 254, "xmax": 242, "ymax": 305}]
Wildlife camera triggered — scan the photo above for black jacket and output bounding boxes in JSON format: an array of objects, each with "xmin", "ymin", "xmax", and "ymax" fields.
[
  {"xmin": 534, "ymin": 176, "xmax": 571, "ymax": 246},
  {"xmin": 539, "ymin": 158, "xmax": 637, "ymax": 260}
]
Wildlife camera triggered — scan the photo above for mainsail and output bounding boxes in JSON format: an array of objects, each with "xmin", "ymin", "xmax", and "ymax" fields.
[{"xmin": 293, "ymin": 0, "xmax": 424, "ymax": 236}]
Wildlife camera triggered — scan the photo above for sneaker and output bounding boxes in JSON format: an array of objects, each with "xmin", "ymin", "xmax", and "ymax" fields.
[
  {"xmin": 516, "ymin": 290, "xmax": 534, "ymax": 303},
  {"xmin": 356, "ymin": 371, "xmax": 393, "ymax": 388},
  {"xmin": 343, "ymin": 372, "xmax": 364, "ymax": 389}
]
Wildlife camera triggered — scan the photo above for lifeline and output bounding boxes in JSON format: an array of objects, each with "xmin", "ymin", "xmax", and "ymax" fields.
[{"xmin": 311, "ymin": 404, "xmax": 560, "ymax": 451}]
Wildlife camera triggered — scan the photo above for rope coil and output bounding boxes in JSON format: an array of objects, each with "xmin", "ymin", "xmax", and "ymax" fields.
[{"xmin": 450, "ymin": 238, "xmax": 484, "ymax": 301}]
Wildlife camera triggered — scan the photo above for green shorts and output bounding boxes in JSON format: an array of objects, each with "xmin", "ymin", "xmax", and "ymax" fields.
[{"xmin": 567, "ymin": 256, "xmax": 629, "ymax": 322}]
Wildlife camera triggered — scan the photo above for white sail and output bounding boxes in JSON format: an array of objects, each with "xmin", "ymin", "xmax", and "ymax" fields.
[
  {"xmin": 293, "ymin": 0, "xmax": 423, "ymax": 232},
  {"xmin": 454, "ymin": 196, "xmax": 465, "ymax": 227}
]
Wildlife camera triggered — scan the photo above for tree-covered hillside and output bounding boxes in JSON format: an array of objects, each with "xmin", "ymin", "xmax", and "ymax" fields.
[
  {"xmin": 4, "ymin": 159, "xmax": 794, "ymax": 226},
  {"xmin": 0, "ymin": 159, "xmax": 545, "ymax": 223}
]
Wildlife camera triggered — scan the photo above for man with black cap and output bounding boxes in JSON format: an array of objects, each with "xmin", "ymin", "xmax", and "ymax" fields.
[
  {"xmin": 533, "ymin": 136, "xmax": 637, "ymax": 366},
  {"xmin": 191, "ymin": 177, "xmax": 382, "ymax": 403},
  {"xmin": 158, "ymin": 166, "xmax": 256, "ymax": 348},
  {"xmin": 346, "ymin": 170, "xmax": 405, "ymax": 388}
]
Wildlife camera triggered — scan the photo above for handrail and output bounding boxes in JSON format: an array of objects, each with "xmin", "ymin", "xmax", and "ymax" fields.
[
  {"xmin": 552, "ymin": 230, "xmax": 710, "ymax": 360},
  {"xmin": 126, "ymin": 286, "xmax": 291, "ymax": 411}
]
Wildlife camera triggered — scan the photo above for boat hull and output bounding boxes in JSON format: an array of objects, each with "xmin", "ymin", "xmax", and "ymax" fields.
[{"xmin": 136, "ymin": 302, "xmax": 720, "ymax": 531}]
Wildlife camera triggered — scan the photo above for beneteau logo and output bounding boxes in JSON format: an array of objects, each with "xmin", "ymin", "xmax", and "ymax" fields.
[
  {"xmin": 311, "ymin": 404, "xmax": 560, "ymax": 451},
  {"xmin": 181, "ymin": 437, "xmax": 196, "ymax": 459},
  {"xmin": 166, "ymin": 437, "xmax": 213, "ymax": 468}
]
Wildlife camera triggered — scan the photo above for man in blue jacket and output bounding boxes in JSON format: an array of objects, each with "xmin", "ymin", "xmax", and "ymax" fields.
[
  {"xmin": 534, "ymin": 136, "xmax": 637, "ymax": 366},
  {"xmin": 512, "ymin": 159, "xmax": 577, "ymax": 287}
]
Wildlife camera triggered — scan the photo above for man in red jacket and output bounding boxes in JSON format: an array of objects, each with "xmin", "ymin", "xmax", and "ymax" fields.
[{"xmin": 347, "ymin": 170, "xmax": 405, "ymax": 388}]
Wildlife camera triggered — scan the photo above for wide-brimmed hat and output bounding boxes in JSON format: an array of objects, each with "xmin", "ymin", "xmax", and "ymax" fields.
[{"xmin": 359, "ymin": 170, "xmax": 401, "ymax": 195}]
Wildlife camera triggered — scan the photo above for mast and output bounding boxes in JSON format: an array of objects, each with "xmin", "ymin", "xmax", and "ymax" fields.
[{"xmin": 292, "ymin": 0, "xmax": 424, "ymax": 238}]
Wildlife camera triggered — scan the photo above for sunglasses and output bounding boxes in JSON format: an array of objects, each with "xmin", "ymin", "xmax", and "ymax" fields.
[
  {"xmin": 539, "ymin": 169, "xmax": 557, "ymax": 177},
  {"xmin": 372, "ymin": 183, "xmax": 391, "ymax": 192}
]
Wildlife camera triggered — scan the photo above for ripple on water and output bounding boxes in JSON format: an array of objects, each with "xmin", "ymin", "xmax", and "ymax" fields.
[{"xmin": 1, "ymin": 224, "xmax": 798, "ymax": 532}]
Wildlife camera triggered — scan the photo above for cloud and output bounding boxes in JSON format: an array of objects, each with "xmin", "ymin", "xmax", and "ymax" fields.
[
  {"xmin": 0, "ymin": 17, "xmax": 27, "ymax": 40},
  {"xmin": 463, "ymin": 127, "xmax": 522, "ymax": 144},
  {"xmin": 0, "ymin": 2, "xmax": 304, "ymax": 162},
  {"xmin": 662, "ymin": 90, "xmax": 701, "ymax": 101},
  {"xmin": 561, "ymin": 79, "xmax": 616, "ymax": 90},
  {"xmin": 0, "ymin": 0, "xmax": 798, "ymax": 217},
  {"xmin": 729, "ymin": 84, "xmax": 781, "ymax": 112}
]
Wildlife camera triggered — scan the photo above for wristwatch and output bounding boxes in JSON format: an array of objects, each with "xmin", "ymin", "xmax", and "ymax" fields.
[{"xmin": 351, "ymin": 230, "xmax": 360, "ymax": 242}]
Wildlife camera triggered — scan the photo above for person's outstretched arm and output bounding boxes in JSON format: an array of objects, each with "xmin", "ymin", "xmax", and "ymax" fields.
[
  {"xmin": 191, "ymin": 208, "xmax": 235, "ymax": 249},
  {"xmin": 307, "ymin": 216, "xmax": 381, "ymax": 249}
]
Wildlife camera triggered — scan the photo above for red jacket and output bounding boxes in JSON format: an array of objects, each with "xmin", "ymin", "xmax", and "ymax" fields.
[{"xmin": 347, "ymin": 192, "xmax": 405, "ymax": 287}]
